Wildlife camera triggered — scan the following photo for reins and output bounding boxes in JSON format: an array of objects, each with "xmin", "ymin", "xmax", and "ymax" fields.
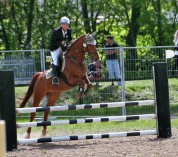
[
  {"xmin": 57, "ymin": 34, "xmax": 97, "ymax": 87},
  {"xmin": 65, "ymin": 35, "xmax": 86, "ymax": 63},
  {"xmin": 59, "ymin": 35, "xmax": 86, "ymax": 87}
]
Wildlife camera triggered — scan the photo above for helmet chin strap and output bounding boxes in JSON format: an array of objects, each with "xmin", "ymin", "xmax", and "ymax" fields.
[{"xmin": 61, "ymin": 25, "xmax": 68, "ymax": 32}]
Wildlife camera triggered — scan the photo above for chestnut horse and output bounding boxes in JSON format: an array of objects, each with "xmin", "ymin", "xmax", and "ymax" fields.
[{"xmin": 19, "ymin": 33, "xmax": 99, "ymax": 138}]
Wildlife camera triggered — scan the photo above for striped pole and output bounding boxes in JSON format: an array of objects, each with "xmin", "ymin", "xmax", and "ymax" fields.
[
  {"xmin": 17, "ymin": 114, "xmax": 156, "ymax": 128},
  {"xmin": 18, "ymin": 130, "xmax": 157, "ymax": 144},
  {"xmin": 16, "ymin": 100, "xmax": 155, "ymax": 114}
]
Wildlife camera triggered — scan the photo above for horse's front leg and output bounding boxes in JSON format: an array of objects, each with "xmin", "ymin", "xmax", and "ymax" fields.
[
  {"xmin": 83, "ymin": 74, "xmax": 93, "ymax": 95},
  {"xmin": 76, "ymin": 80, "xmax": 86, "ymax": 99},
  {"xmin": 76, "ymin": 75, "xmax": 93, "ymax": 99}
]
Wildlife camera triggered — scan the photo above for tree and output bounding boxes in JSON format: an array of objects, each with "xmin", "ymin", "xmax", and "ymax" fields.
[
  {"xmin": 120, "ymin": 0, "xmax": 143, "ymax": 70},
  {"xmin": 0, "ymin": 0, "xmax": 10, "ymax": 50},
  {"xmin": 0, "ymin": 0, "xmax": 177, "ymax": 52},
  {"xmin": 23, "ymin": 0, "xmax": 35, "ymax": 50}
]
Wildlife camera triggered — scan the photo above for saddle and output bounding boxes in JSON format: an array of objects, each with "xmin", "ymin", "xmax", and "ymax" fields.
[
  {"xmin": 45, "ymin": 55, "xmax": 64, "ymax": 79},
  {"xmin": 45, "ymin": 55, "xmax": 75, "ymax": 87}
]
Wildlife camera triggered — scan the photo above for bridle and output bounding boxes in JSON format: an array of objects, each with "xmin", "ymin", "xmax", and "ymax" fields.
[
  {"xmin": 65, "ymin": 34, "xmax": 97, "ymax": 60},
  {"xmin": 83, "ymin": 35, "xmax": 97, "ymax": 55}
]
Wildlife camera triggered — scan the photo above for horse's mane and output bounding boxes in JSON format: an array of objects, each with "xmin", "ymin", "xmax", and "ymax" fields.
[
  {"xmin": 66, "ymin": 34, "xmax": 96, "ymax": 53},
  {"xmin": 67, "ymin": 35, "xmax": 85, "ymax": 51}
]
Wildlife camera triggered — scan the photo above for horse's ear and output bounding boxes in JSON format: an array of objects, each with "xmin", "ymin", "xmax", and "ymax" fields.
[
  {"xmin": 86, "ymin": 33, "xmax": 90, "ymax": 37},
  {"xmin": 91, "ymin": 32, "xmax": 96, "ymax": 37}
]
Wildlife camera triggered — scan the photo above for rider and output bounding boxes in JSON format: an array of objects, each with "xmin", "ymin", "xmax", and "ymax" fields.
[{"xmin": 49, "ymin": 16, "xmax": 72, "ymax": 85}]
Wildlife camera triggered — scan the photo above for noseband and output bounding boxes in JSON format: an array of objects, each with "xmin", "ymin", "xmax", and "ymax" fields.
[{"xmin": 83, "ymin": 36, "xmax": 97, "ymax": 55}]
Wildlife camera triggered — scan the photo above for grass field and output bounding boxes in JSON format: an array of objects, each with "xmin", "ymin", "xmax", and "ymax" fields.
[
  {"xmin": 15, "ymin": 78, "xmax": 178, "ymax": 117},
  {"xmin": 16, "ymin": 117, "xmax": 178, "ymax": 137},
  {"xmin": 15, "ymin": 78, "xmax": 178, "ymax": 140}
]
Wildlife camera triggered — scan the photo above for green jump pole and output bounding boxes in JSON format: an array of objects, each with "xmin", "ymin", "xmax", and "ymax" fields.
[
  {"xmin": 153, "ymin": 63, "xmax": 172, "ymax": 138},
  {"xmin": 0, "ymin": 71, "xmax": 17, "ymax": 150}
]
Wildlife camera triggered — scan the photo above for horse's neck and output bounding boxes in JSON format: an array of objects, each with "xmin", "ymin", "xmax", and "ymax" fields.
[{"xmin": 66, "ymin": 44, "xmax": 85, "ymax": 63}]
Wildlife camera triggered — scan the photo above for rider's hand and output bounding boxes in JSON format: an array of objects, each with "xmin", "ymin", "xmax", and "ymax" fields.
[
  {"xmin": 61, "ymin": 40, "xmax": 67, "ymax": 51},
  {"xmin": 61, "ymin": 45, "xmax": 67, "ymax": 51},
  {"xmin": 61, "ymin": 41, "xmax": 65, "ymax": 45}
]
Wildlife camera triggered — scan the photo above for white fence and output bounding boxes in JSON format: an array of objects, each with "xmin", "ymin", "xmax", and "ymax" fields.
[
  {"xmin": 0, "ymin": 46, "xmax": 177, "ymax": 116},
  {"xmin": 0, "ymin": 46, "xmax": 177, "ymax": 84}
]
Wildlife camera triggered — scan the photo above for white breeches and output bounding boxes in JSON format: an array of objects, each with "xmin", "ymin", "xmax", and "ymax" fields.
[{"xmin": 50, "ymin": 48, "xmax": 62, "ymax": 65}]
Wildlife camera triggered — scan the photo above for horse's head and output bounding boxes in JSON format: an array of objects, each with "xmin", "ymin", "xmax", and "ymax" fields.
[
  {"xmin": 84, "ymin": 33, "xmax": 99, "ymax": 62},
  {"xmin": 66, "ymin": 33, "xmax": 99, "ymax": 63}
]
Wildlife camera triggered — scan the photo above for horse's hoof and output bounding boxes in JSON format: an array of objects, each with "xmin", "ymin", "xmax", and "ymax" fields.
[
  {"xmin": 18, "ymin": 113, "xmax": 21, "ymax": 116},
  {"xmin": 41, "ymin": 134, "xmax": 46, "ymax": 138},
  {"xmin": 83, "ymin": 92, "xmax": 86, "ymax": 97},
  {"xmin": 25, "ymin": 134, "xmax": 30, "ymax": 139},
  {"xmin": 76, "ymin": 93, "xmax": 82, "ymax": 99},
  {"xmin": 42, "ymin": 130, "xmax": 46, "ymax": 136}
]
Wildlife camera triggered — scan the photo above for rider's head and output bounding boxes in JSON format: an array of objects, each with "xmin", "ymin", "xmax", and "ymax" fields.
[
  {"xmin": 94, "ymin": 60, "xmax": 101, "ymax": 67},
  {"xmin": 106, "ymin": 35, "xmax": 114, "ymax": 45},
  {"xmin": 60, "ymin": 16, "xmax": 70, "ymax": 31}
]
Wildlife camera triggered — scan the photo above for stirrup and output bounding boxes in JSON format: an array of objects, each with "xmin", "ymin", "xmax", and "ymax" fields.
[{"xmin": 52, "ymin": 77, "xmax": 59, "ymax": 85}]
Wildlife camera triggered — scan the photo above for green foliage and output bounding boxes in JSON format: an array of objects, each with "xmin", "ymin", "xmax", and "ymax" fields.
[{"xmin": 0, "ymin": 0, "xmax": 177, "ymax": 51}]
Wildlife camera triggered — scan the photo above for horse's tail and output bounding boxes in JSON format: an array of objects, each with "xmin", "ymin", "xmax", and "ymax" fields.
[{"xmin": 19, "ymin": 72, "xmax": 41, "ymax": 108}]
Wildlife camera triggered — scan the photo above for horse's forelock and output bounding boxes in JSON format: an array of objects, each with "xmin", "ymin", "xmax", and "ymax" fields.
[
  {"xmin": 67, "ymin": 34, "xmax": 96, "ymax": 51},
  {"xmin": 67, "ymin": 35, "xmax": 85, "ymax": 51},
  {"xmin": 85, "ymin": 34, "xmax": 96, "ymax": 45}
]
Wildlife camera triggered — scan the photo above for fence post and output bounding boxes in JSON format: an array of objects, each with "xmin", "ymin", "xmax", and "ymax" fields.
[
  {"xmin": 120, "ymin": 46, "xmax": 126, "ymax": 115},
  {"xmin": 40, "ymin": 49, "xmax": 46, "ymax": 71},
  {"xmin": 153, "ymin": 62, "xmax": 172, "ymax": 138},
  {"xmin": 0, "ymin": 71, "xmax": 17, "ymax": 150}
]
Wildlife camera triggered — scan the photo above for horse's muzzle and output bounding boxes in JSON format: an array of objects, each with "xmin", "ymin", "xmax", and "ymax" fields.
[{"xmin": 91, "ymin": 52, "xmax": 99, "ymax": 62}]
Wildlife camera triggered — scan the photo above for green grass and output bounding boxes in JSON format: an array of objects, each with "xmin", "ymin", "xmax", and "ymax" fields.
[
  {"xmin": 15, "ymin": 78, "xmax": 178, "ymax": 136},
  {"xmin": 15, "ymin": 78, "xmax": 178, "ymax": 103},
  {"xmin": 15, "ymin": 78, "xmax": 178, "ymax": 117},
  {"xmin": 17, "ymin": 117, "xmax": 178, "ymax": 136}
]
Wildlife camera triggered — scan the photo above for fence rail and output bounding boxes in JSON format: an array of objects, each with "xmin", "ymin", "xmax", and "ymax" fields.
[
  {"xmin": 0, "ymin": 46, "xmax": 177, "ymax": 84},
  {"xmin": 0, "ymin": 46, "xmax": 178, "ymax": 116}
]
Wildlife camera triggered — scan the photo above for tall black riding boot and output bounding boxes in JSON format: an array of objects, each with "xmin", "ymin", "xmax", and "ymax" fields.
[{"xmin": 52, "ymin": 64, "xmax": 59, "ymax": 85}]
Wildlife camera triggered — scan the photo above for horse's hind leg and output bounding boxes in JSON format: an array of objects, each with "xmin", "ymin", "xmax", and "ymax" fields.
[
  {"xmin": 42, "ymin": 92, "xmax": 61, "ymax": 137},
  {"xmin": 25, "ymin": 112, "xmax": 36, "ymax": 139},
  {"xmin": 25, "ymin": 89, "xmax": 46, "ymax": 139}
]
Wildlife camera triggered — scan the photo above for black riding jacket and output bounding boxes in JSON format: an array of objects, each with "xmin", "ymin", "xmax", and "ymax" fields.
[{"xmin": 49, "ymin": 27, "xmax": 72, "ymax": 51}]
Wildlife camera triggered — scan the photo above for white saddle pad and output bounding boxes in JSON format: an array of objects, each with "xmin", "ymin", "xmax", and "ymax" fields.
[
  {"xmin": 45, "ymin": 68, "xmax": 53, "ymax": 79},
  {"xmin": 45, "ymin": 56, "xmax": 66, "ymax": 79}
]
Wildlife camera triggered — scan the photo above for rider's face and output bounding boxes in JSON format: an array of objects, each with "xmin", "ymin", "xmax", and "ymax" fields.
[
  {"xmin": 106, "ymin": 38, "xmax": 113, "ymax": 45},
  {"xmin": 61, "ymin": 23, "xmax": 69, "ymax": 31}
]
